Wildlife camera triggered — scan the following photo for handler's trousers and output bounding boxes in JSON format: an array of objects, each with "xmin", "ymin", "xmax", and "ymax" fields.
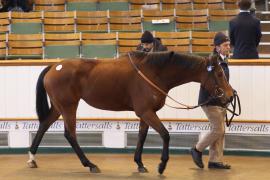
[{"xmin": 196, "ymin": 106, "xmax": 226, "ymax": 162}]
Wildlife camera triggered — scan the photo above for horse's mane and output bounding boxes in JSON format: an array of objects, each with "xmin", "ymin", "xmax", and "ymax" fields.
[
  {"xmin": 131, "ymin": 51, "xmax": 206, "ymax": 70},
  {"xmin": 169, "ymin": 52, "xmax": 206, "ymax": 70}
]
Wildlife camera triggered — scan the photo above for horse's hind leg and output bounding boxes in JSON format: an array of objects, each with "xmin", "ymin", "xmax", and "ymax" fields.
[
  {"xmin": 134, "ymin": 120, "xmax": 149, "ymax": 173},
  {"xmin": 62, "ymin": 104, "xmax": 100, "ymax": 173},
  {"xmin": 140, "ymin": 110, "xmax": 170, "ymax": 175},
  {"xmin": 28, "ymin": 106, "xmax": 60, "ymax": 168}
]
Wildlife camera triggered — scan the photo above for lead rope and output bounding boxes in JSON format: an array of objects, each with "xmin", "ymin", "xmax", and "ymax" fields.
[
  {"xmin": 127, "ymin": 53, "xmax": 215, "ymax": 110},
  {"xmin": 225, "ymin": 90, "xmax": 241, "ymax": 127}
]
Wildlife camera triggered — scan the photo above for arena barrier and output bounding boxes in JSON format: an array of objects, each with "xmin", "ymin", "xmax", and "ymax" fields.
[{"xmin": 1, "ymin": 59, "xmax": 270, "ymax": 154}]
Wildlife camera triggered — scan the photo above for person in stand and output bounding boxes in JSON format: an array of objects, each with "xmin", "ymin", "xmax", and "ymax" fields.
[
  {"xmin": 0, "ymin": 0, "xmax": 32, "ymax": 12},
  {"xmin": 137, "ymin": 31, "xmax": 167, "ymax": 52},
  {"xmin": 229, "ymin": 0, "xmax": 261, "ymax": 59},
  {"xmin": 191, "ymin": 32, "xmax": 232, "ymax": 170}
]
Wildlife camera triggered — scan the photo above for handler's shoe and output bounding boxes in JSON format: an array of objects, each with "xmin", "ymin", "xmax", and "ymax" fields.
[
  {"xmin": 190, "ymin": 147, "xmax": 204, "ymax": 168},
  {"xmin": 208, "ymin": 162, "xmax": 231, "ymax": 169}
]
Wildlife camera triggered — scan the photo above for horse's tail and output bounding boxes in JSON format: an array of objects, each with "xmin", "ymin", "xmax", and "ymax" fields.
[{"xmin": 36, "ymin": 66, "xmax": 51, "ymax": 123}]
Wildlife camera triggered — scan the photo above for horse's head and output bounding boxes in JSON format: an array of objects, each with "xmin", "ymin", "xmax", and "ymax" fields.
[{"xmin": 201, "ymin": 55, "xmax": 234, "ymax": 106}]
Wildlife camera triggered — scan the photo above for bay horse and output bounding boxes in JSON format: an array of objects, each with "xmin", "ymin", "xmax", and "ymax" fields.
[{"xmin": 27, "ymin": 51, "xmax": 233, "ymax": 174}]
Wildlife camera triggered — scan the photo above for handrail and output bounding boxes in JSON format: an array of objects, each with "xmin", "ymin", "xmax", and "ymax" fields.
[
  {"xmin": 229, "ymin": 59, "xmax": 270, "ymax": 65},
  {"xmin": 1, "ymin": 59, "xmax": 270, "ymax": 66}
]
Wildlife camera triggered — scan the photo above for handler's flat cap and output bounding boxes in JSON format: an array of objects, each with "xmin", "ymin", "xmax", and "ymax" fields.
[{"xmin": 214, "ymin": 32, "xmax": 230, "ymax": 46}]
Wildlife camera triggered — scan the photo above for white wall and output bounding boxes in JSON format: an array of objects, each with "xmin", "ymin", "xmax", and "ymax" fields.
[
  {"xmin": 0, "ymin": 65, "xmax": 270, "ymax": 120},
  {"xmin": 1, "ymin": 65, "xmax": 270, "ymax": 149}
]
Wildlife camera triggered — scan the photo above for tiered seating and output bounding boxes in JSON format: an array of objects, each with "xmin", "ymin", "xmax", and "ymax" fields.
[
  {"xmin": 34, "ymin": 0, "xmax": 66, "ymax": 11},
  {"xmin": 161, "ymin": 0, "xmax": 176, "ymax": 10},
  {"xmin": 191, "ymin": 31, "xmax": 216, "ymax": 55},
  {"xmin": 130, "ymin": 0, "xmax": 160, "ymax": 10},
  {"xmin": 109, "ymin": 13, "xmax": 142, "ymax": 32},
  {"xmin": 209, "ymin": 9, "xmax": 239, "ymax": 21},
  {"xmin": 193, "ymin": 0, "xmax": 223, "ymax": 10},
  {"xmin": 44, "ymin": 33, "xmax": 80, "ymax": 58},
  {"xmin": 0, "ymin": 31, "xmax": 224, "ymax": 59},
  {"xmin": 175, "ymin": 9, "xmax": 209, "ymax": 31},
  {"xmin": 143, "ymin": 9, "xmax": 175, "ymax": 32},
  {"xmin": 118, "ymin": 32, "xmax": 142, "ymax": 55},
  {"xmin": 99, "ymin": 0, "xmax": 129, "ymax": 11},
  {"xmin": 159, "ymin": 0, "xmax": 194, "ymax": 10},
  {"xmin": 0, "ymin": 34, "xmax": 7, "ymax": 59},
  {"xmin": 2, "ymin": 1, "xmax": 245, "ymax": 34},
  {"xmin": 155, "ymin": 31, "xmax": 191, "ymax": 53},
  {"xmin": 77, "ymin": 11, "xmax": 109, "ymax": 32},
  {"xmin": 44, "ymin": 11, "xmax": 76, "ymax": 33},
  {"xmin": 66, "ymin": 0, "xmax": 98, "ymax": 11},
  {"xmin": 7, "ymin": 34, "xmax": 43, "ymax": 59},
  {"xmin": 223, "ymin": 0, "xmax": 238, "ymax": 9},
  {"xmin": 209, "ymin": 9, "xmax": 239, "ymax": 31},
  {"xmin": 109, "ymin": 10, "xmax": 142, "ymax": 32},
  {"xmin": 0, "ymin": 9, "xmax": 240, "ymax": 34},
  {"xmin": 29, "ymin": 0, "xmax": 248, "ymax": 11},
  {"xmin": 81, "ymin": 33, "xmax": 117, "ymax": 58},
  {"xmin": 0, "ymin": 13, "xmax": 9, "ymax": 34},
  {"xmin": 110, "ymin": 9, "xmax": 141, "ymax": 17},
  {"xmin": 175, "ymin": 0, "xmax": 193, "ymax": 10},
  {"xmin": 0, "ymin": 0, "xmax": 267, "ymax": 59},
  {"xmin": 10, "ymin": 12, "xmax": 43, "ymax": 34}
]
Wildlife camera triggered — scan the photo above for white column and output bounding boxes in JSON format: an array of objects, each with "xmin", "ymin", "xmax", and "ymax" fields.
[
  {"xmin": 9, "ymin": 131, "xmax": 30, "ymax": 148},
  {"xmin": 103, "ymin": 131, "xmax": 125, "ymax": 148}
]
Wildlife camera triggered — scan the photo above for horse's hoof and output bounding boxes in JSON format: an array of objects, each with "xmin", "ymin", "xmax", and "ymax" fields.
[
  {"xmin": 27, "ymin": 160, "xmax": 38, "ymax": 168},
  {"xmin": 158, "ymin": 162, "xmax": 167, "ymax": 175},
  {"xmin": 138, "ymin": 166, "xmax": 149, "ymax": 173},
  {"xmin": 90, "ymin": 166, "xmax": 101, "ymax": 173}
]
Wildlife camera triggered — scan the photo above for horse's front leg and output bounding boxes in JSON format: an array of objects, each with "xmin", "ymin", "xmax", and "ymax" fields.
[
  {"xmin": 134, "ymin": 120, "xmax": 149, "ymax": 173},
  {"xmin": 140, "ymin": 110, "xmax": 170, "ymax": 175}
]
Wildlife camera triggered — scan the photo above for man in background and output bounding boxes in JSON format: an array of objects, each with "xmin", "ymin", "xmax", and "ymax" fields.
[
  {"xmin": 0, "ymin": 0, "xmax": 32, "ymax": 12},
  {"xmin": 229, "ymin": 0, "xmax": 261, "ymax": 59},
  {"xmin": 137, "ymin": 31, "xmax": 167, "ymax": 52}
]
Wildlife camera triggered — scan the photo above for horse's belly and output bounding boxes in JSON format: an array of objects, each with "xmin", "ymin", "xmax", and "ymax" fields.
[{"xmin": 82, "ymin": 88, "xmax": 132, "ymax": 111}]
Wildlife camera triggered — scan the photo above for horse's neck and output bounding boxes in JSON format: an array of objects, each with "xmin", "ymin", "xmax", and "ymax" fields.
[{"xmin": 159, "ymin": 61, "xmax": 205, "ymax": 90}]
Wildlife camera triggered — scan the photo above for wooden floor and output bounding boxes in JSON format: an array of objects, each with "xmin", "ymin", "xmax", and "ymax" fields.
[{"xmin": 0, "ymin": 153, "xmax": 270, "ymax": 180}]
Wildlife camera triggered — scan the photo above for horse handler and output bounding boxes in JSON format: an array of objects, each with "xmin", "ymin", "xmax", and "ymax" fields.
[{"xmin": 191, "ymin": 32, "xmax": 231, "ymax": 169}]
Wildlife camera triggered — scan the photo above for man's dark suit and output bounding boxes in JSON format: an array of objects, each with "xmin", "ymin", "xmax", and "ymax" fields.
[{"xmin": 229, "ymin": 12, "xmax": 262, "ymax": 59}]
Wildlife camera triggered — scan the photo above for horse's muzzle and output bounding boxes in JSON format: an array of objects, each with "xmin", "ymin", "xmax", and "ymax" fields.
[{"xmin": 217, "ymin": 95, "xmax": 233, "ymax": 107}]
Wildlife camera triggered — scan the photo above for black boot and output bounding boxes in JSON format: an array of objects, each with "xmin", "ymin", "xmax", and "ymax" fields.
[
  {"xmin": 190, "ymin": 147, "xmax": 204, "ymax": 168},
  {"xmin": 208, "ymin": 162, "xmax": 231, "ymax": 169}
]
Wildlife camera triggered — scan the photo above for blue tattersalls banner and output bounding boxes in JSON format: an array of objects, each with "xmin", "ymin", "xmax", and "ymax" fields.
[{"xmin": 1, "ymin": 121, "xmax": 270, "ymax": 135}]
